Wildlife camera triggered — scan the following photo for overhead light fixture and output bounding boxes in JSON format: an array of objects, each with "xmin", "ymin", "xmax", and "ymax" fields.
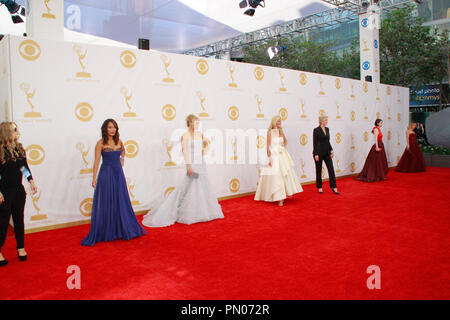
[
  {"xmin": 0, "ymin": 0, "xmax": 25, "ymax": 23},
  {"xmin": 239, "ymin": 0, "xmax": 266, "ymax": 17}
]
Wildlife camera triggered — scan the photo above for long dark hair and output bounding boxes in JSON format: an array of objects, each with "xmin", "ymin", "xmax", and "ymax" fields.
[{"xmin": 101, "ymin": 119, "xmax": 120, "ymax": 146}]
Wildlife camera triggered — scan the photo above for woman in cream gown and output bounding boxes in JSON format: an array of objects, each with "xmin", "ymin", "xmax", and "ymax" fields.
[{"xmin": 255, "ymin": 116, "xmax": 303, "ymax": 206}]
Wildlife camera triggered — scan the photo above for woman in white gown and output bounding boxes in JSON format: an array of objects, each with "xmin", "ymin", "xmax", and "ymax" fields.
[
  {"xmin": 254, "ymin": 115, "xmax": 303, "ymax": 206},
  {"xmin": 142, "ymin": 114, "xmax": 224, "ymax": 227}
]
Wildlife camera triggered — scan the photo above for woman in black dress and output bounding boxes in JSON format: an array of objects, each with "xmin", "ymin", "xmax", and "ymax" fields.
[
  {"xmin": 313, "ymin": 115, "xmax": 339, "ymax": 194},
  {"xmin": 0, "ymin": 122, "xmax": 37, "ymax": 266}
]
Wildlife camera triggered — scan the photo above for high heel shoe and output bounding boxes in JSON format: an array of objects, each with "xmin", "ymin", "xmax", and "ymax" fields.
[
  {"xmin": 332, "ymin": 189, "xmax": 340, "ymax": 195},
  {"xmin": 17, "ymin": 249, "xmax": 27, "ymax": 261},
  {"xmin": 278, "ymin": 200, "xmax": 284, "ymax": 206},
  {"xmin": 318, "ymin": 189, "xmax": 324, "ymax": 194},
  {"xmin": 0, "ymin": 258, "xmax": 8, "ymax": 266}
]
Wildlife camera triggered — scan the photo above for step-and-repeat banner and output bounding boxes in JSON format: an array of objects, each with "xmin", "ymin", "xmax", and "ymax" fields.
[{"xmin": 0, "ymin": 35, "xmax": 409, "ymax": 231}]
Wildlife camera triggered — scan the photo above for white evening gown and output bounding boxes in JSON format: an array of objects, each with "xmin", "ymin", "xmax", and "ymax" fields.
[
  {"xmin": 254, "ymin": 137, "xmax": 303, "ymax": 202},
  {"xmin": 142, "ymin": 139, "xmax": 224, "ymax": 227}
]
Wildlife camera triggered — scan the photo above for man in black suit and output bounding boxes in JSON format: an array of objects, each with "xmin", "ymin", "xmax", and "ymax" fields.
[{"xmin": 313, "ymin": 116, "xmax": 339, "ymax": 194}]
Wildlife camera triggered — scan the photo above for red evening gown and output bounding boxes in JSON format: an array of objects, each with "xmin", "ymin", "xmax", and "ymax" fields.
[{"xmin": 395, "ymin": 132, "xmax": 427, "ymax": 172}]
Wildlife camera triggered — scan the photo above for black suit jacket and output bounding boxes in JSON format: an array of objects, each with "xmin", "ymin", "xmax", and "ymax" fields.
[{"xmin": 313, "ymin": 126, "xmax": 333, "ymax": 156}]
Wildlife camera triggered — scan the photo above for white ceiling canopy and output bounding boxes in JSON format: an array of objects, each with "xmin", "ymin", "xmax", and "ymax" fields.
[{"xmin": 3, "ymin": 1, "xmax": 333, "ymax": 52}]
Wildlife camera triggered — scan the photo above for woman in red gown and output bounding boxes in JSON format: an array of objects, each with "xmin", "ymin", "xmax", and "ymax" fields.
[
  {"xmin": 395, "ymin": 123, "xmax": 427, "ymax": 172},
  {"xmin": 355, "ymin": 119, "xmax": 389, "ymax": 182}
]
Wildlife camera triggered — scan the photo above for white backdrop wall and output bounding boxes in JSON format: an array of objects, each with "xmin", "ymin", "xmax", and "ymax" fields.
[{"xmin": 0, "ymin": 35, "xmax": 409, "ymax": 231}]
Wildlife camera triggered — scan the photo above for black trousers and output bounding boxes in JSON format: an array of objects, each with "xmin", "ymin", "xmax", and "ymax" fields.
[
  {"xmin": 0, "ymin": 186, "xmax": 26, "ymax": 251},
  {"xmin": 314, "ymin": 154, "xmax": 337, "ymax": 189}
]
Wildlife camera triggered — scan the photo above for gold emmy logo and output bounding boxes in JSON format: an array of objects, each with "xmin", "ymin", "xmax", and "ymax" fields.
[
  {"xmin": 126, "ymin": 178, "xmax": 140, "ymax": 206},
  {"xmin": 350, "ymin": 134, "xmax": 355, "ymax": 150},
  {"xmin": 350, "ymin": 81, "xmax": 355, "ymax": 99},
  {"xmin": 76, "ymin": 142, "xmax": 93, "ymax": 174},
  {"xmin": 26, "ymin": 144, "xmax": 45, "ymax": 165},
  {"xmin": 364, "ymin": 132, "xmax": 369, "ymax": 142},
  {"xmin": 227, "ymin": 62, "xmax": 238, "ymax": 88},
  {"xmin": 387, "ymin": 130, "xmax": 391, "ymax": 140},
  {"xmin": 229, "ymin": 178, "xmax": 240, "ymax": 193},
  {"xmin": 318, "ymin": 76, "xmax": 325, "ymax": 95},
  {"xmin": 279, "ymin": 107, "xmax": 288, "ymax": 121},
  {"xmin": 319, "ymin": 109, "xmax": 326, "ymax": 117},
  {"xmin": 256, "ymin": 135, "xmax": 265, "ymax": 149},
  {"xmin": 387, "ymin": 86, "xmax": 391, "ymax": 95},
  {"xmin": 73, "ymin": 45, "xmax": 91, "ymax": 78},
  {"xmin": 75, "ymin": 102, "xmax": 94, "ymax": 122},
  {"xmin": 121, "ymin": 87, "xmax": 136, "ymax": 117},
  {"xmin": 350, "ymin": 162, "xmax": 356, "ymax": 172},
  {"xmin": 397, "ymin": 132, "xmax": 400, "ymax": 146},
  {"xmin": 254, "ymin": 67, "xmax": 264, "ymax": 80},
  {"xmin": 255, "ymin": 95, "xmax": 264, "ymax": 118},
  {"xmin": 29, "ymin": 191, "xmax": 47, "ymax": 221},
  {"xmin": 374, "ymin": 60, "xmax": 379, "ymax": 73},
  {"xmin": 376, "ymin": 111, "xmax": 380, "ymax": 119},
  {"xmin": 335, "ymin": 78, "xmax": 341, "ymax": 90},
  {"xmin": 335, "ymin": 156, "xmax": 341, "ymax": 173},
  {"xmin": 279, "ymin": 71, "xmax": 287, "ymax": 92},
  {"xmin": 364, "ymin": 105, "xmax": 368, "ymax": 120},
  {"xmin": 362, "ymin": 39, "xmax": 369, "ymax": 51},
  {"xmin": 120, "ymin": 50, "xmax": 136, "ymax": 68},
  {"xmin": 196, "ymin": 91, "xmax": 209, "ymax": 118},
  {"xmin": 363, "ymin": 82, "xmax": 368, "ymax": 93},
  {"xmin": 376, "ymin": 85, "xmax": 380, "ymax": 101},
  {"xmin": 300, "ymin": 159, "xmax": 307, "ymax": 178},
  {"xmin": 20, "ymin": 82, "xmax": 41, "ymax": 118},
  {"xmin": 299, "ymin": 134, "xmax": 308, "ymax": 146},
  {"xmin": 80, "ymin": 198, "xmax": 93, "ymax": 217},
  {"xmin": 161, "ymin": 104, "xmax": 176, "ymax": 121},
  {"xmin": 18, "ymin": 39, "xmax": 41, "ymax": 61},
  {"xmin": 350, "ymin": 110, "xmax": 356, "ymax": 122},
  {"xmin": 299, "ymin": 73, "xmax": 307, "ymax": 86},
  {"xmin": 336, "ymin": 103, "xmax": 341, "ymax": 119},
  {"xmin": 162, "ymin": 138, "xmax": 176, "ymax": 166},
  {"xmin": 229, "ymin": 137, "xmax": 238, "ymax": 161},
  {"xmin": 335, "ymin": 132, "xmax": 342, "ymax": 144},
  {"xmin": 160, "ymin": 54, "xmax": 174, "ymax": 83},
  {"xmin": 300, "ymin": 98, "xmax": 307, "ymax": 119},
  {"xmin": 228, "ymin": 106, "xmax": 239, "ymax": 121},
  {"xmin": 397, "ymin": 113, "xmax": 401, "ymax": 122},
  {"xmin": 196, "ymin": 59, "xmax": 209, "ymax": 75},
  {"xmin": 42, "ymin": 0, "xmax": 56, "ymax": 19},
  {"xmin": 164, "ymin": 187, "xmax": 175, "ymax": 198},
  {"xmin": 387, "ymin": 106, "xmax": 391, "ymax": 120},
  {"xmin": 124, "ymin": 140, "xmax": 139, "ymax": 158},
  {"xmin": 397, "ymin": 88, "xmax": 401, "ymax": 103}
]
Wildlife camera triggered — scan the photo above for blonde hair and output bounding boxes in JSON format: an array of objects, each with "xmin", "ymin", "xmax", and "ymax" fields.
[
  {"xmin": 185, "ymin": 114, "xmax": 199, "ymax": 127},
  {"xmin": 268, "ymin": 115, "xmax": 284, "ymax": 135},
  {"xmin": 318, "ymin": 115, "xmax": 328, "ymax": 124},
  {"xmin": 407, "ymin": 122, "xmax": 416, "ymax": 130},
  {"xmin": 0, "ymin": 121, "xmax": 26, "ymax": 164}
]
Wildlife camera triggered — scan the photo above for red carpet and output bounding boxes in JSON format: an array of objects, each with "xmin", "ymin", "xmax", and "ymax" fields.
[{"xmin": 0, "ymin": 167, "xmax": 449, "ymax": 300}]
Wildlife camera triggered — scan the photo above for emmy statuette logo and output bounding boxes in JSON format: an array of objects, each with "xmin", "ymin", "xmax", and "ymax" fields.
[
  {"xmin": 73, "ymin": 45, "xmax": 91, "ymax": 78},
  {"xmin": 126, "ymin": 178, "xmax": 140, "ymax": 206},
  {"xmin": 196, "ymin": 91, "xmax": 209, "ymax": 118},
  {"xmin": 279, "ymin": 71, "xmax": 287, "ymax": 92},
  {"xmin": 229, "ymin": 137, "xmax": 238, "ymax": 161},
  {"xmin": 300, "ymin": 159, "xmax": 307, "ymax": 179},
  {"xmin": 161, "ymin": 54, "xmax": 174, "ymax": 83},
  {"xmin": 227, "ymin": 62, "xmax": 237, "ymax": 88},
  {"xmin": 42, "ymin": 0, "xmax": 56, "ymax": 19},
  {"xmin": 336, "ymin": 103, "xmax": 341, "ymax": 119},
  {"xmin": 255, "ymin": 95, "xmax": 264, "ymax": 118},
  {"xmin": 350, "ymin": 81, "xmax": 355, "ymax": 99},
  {"xmin": 335, "ymin": 156, "xmax": 341, "ymax": 173},
  {"xmin": 318, "ymin": 76, "xmax": 325, "ymax": 95},
  {"xmin": 362, "ymin": 39, "xmax": 369, "ymax": 52},
  {"xmin": 350, "ymin": 134, "xmax": 355, "ymax": 150},
  {"xmin": 376, "ymin": 85, "xmax": 380, "ymax": 101},
  {"xmin": 20, "ymin": 83, "xmax": 41, "ymax": 118},
  {"xmin": 364, "ymin": 105, "xmax": 368, "ymax": 120},
  {"xmin": 163, "ymin": 139, "xmax": 176, "ymax": 167},
  {"xmin": 76, "ymin": 142, "xmax": 93, "ymax": 174},
  {"xmin": 30, "ymin": 191, "xmax": 47, "ymax": 221},
  {"xmin": 299, "ymin": 99, "xmax": 307, "ymax": 119},
  {"xmin": 121, "ymin": 87, "xmax": 136, "ymax": 117}
]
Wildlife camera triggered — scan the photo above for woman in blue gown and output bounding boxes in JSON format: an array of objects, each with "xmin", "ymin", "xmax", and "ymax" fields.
[{"xmin": 81, "ymin": 119, "xmax": 146, "ymax": 246}]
